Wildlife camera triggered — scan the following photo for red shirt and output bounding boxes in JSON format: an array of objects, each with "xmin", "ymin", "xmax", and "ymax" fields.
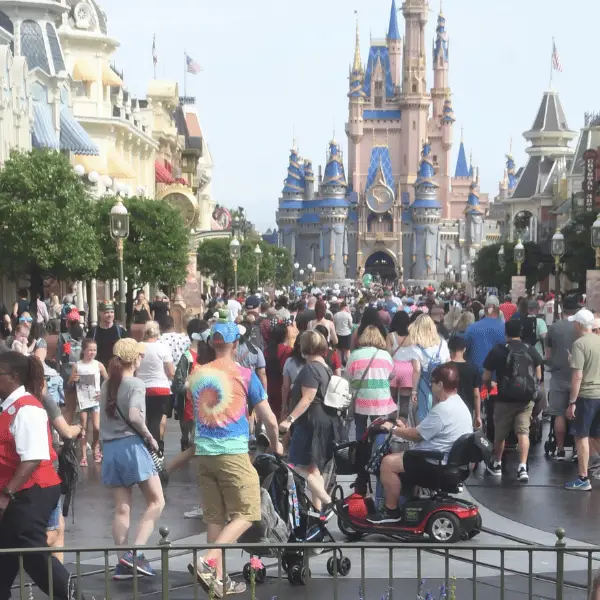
[
  {"xmin": 499, "ymin": 302, "xmax": 517, "ymax": 321},
  {"xmin": 0, "ymin": 390, "xmax": 60, "ymax": 491},
  {"xmin": 326, "ymin": 349, "xmax": 342, "ymax": 372}
]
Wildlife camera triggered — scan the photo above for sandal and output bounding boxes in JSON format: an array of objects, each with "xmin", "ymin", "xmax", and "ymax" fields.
[
  {"xmin": 80, "ymin": 456, "xmax": 88, "ymax": 467},
  {"xmin": 94, "ymin": 449, "xmax": 103, "ymax": 463}
]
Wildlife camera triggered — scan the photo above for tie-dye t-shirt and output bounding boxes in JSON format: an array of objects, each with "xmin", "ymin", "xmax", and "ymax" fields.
[{"xmin": 189, "ymin": 357, "xmax": 267, "ymax": 456}]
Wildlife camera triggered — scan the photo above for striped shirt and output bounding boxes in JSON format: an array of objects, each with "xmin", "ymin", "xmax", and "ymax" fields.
[{"xmin": 346, "ymin": 347, "xmax": 395, "ymax": 416}]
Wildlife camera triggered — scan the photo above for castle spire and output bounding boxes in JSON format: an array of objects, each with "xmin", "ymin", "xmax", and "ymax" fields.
[
  {"xmin": 281, "ymin": 145, "xmax": 306, "ymax": 198},
  {"xmin": 348, "ymin": 15, "xmax": 366, "ymax": 99},
  {"xmin": 413, "ymin": 141, "xmax": 440, "ymax": 206},
  {"xmin": 466, "ymin": 168, "xmax": 484, "ymax": 213},
  {"xmin": 433, "ymin": 7, "xmax": 449, "ymax": 62},
  {"xmin": 506, "ymin": 144, "xmax": 517, "ymax": 191},
  {"xmin": 388, "ymin": 0, "xmax": 401, "ymax": 41},
  {"xmin": 352, "ymin": 16, "xmax": 362, "ymax": 74},
  {"xmin": 441, "ymin": 96, "xmax": 455, "ymax": 124},
  {"xmin": 320, "ymin": 139, "xmax": 347, "ymax": 195},
  {"xmin": 455, "ymin": 135, "xmax": 469, "ymax": 178}
]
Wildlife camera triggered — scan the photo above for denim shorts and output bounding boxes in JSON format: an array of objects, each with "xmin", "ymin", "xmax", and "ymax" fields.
[
  {"xmin": 47, "ymin": 495, "xmax": 63, "ymax": 531},
  {"xmin": 102, "ymin": 436, "xmax": 156, "ymax": 488},
  {"xmin": 573, "ymin": 397, "xmax": 600, "ymax": 438}
]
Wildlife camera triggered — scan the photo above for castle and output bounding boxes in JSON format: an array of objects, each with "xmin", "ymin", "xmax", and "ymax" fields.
[{"xmin": 276, "ymin": 0, "xmax": 501, "ymax": 284}]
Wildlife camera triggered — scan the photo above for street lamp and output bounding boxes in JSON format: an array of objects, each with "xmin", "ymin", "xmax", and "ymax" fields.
[
  {"xmin": 498, "ymin": 244, "xmax": 505, "ymax": 270},
  {"xmin": 254, "ymin": 244, "xmax": 263, "ymax": 290},
  {"xmin": 592, "ymin": 214, "xmax": 600, "ymax": 268},
  {"xmin": 229, "ymin": 237, "xmax": 240, "ymax": 294},
  {"xmin": 109, "ymin": 197, "xmax": 129, "ymax": 324},
  {"xmin": 514, "ymin": 239, "xmax": 525, "ymax": 275},
  {"xmin": 311, "ymin": 266, "xmax": 316, "ymax": 283},
  {"xmin": 551, "ymin": 229, "xmax": 565, "ymax": 321},
  {"xmin": 299, "ymin": 269, "xmax": 305, "ymax": 277}
]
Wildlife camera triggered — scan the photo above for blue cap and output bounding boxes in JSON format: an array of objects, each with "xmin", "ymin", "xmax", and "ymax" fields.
[{"xmin": 211, "ymin": 321, "xmax": 241, "ymax": 344}]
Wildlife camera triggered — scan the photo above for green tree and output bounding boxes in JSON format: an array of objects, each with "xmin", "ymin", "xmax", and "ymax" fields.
[
  {"xmin": 472, "ymin": 241, "xmax": 553, "ymax": 292},
  {"xmin": 561, "ymin": 210, "xmax": 597, "ymax": 288},
  {"xmin": 197, "ymin": 238, "xmax": 292, "ymax": 291},
  {"xmin": 92, "ymin": 196, "xmax": 190, "ymax": 312},
  {"xmin": 0, "ymin": 149, "xmax": 102, "ymax": 300}
]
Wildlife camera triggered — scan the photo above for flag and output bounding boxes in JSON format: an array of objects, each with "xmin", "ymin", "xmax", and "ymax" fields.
[
  {"xmin": 186, "ymin": 53, "xmax": 202, "ymax": 75},
  {"xmin": 552, "ymin": 39, "xmax": 562, "ymax": 72},
  {"xmin": 152, "ymin": 34, "xmax": 157, "ymax": 66}
]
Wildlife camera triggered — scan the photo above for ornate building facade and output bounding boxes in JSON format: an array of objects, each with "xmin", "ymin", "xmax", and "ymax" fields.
[{"xmin": 276, "ymin": 0, "xmax": 498, "ymax": 284}]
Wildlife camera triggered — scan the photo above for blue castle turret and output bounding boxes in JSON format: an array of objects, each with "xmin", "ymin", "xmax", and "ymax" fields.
[
  {"xmin": 441, "ymin": 97, "xmax": 455, "ymax": 124},
  {"xmin": 282, "ymin": 147, "xmax": 305, "ymax": 199},
  {"xmin": 320, "ymin": 139, "xmax": 347, "ymax": 197},
  {"xmin": 410, "ymin": 142, "xmax": 441, "ymax": 279},
  {"xmin": 455, "ymin": 137, "xmax": 469, "ymax": 178},
  {"xmin": 506, "ymin": 153, "xmax": 517, "ymax": 191}
]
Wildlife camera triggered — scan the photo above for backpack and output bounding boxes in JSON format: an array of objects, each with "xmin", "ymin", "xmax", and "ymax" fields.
[
  {"xmin": 247, "ymin": 321, "xmax": 265, "ymax": 353},
  {"xmin": 499, "ymin": 342, "xmax": 537, "ymax": 403},
  {"xmin": 324, "ymin": 374, "xmax": 352, "ymax": 410},
  {"xmin": 521, "ymin": 315, "xmax": 543, "ymax": 348},
  {"xmin": 419, "ymin": 340, "xmax": 444, "ymax": 390},
  {"xmin": 61, "ymin": 333, "xmax": 82, "ymax": 365}
]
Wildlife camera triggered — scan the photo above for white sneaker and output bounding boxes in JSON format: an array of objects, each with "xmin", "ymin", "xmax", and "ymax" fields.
[{"xmin": 184, "ymin": 506, "xmax": 204, "ymax": 519}]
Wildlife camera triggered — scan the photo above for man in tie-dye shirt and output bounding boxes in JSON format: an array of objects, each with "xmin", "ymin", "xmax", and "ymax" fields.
[{"xmin": 187, "ymin": 320, "xmax": 282, "ymax": 596}]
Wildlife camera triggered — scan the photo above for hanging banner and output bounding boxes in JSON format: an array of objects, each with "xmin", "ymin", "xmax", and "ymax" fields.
[{"xmin": 583, "ymin": 149, "xmax": 598, "ymax": 210}]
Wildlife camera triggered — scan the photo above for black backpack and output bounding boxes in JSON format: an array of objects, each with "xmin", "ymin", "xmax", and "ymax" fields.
[
  {"xmin": 521, "ymin": 315, "xmax": 542, "ymax": 348},
  {"xmin": 500, "ymin": 342, "xmax": 537, "ymax": 403},
  {"xmin": 248, "ymin": 321, "xmax": 265, "ymax": 353}
]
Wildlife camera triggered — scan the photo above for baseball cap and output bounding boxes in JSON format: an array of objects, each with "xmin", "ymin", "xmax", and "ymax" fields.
[
  {"xmin": 485, "ymin": 296, "xmax": 499, "ymax": 308},
  {"xmin": 99, "ymin": 301, "xmax": 114, "ymax": 312},
  {"xmin": 211, "ymin": 321, "xmax": 242, "ymax": 344},
  {"xmin": 245, "ymin": 296, "xmax": 260, "ymax": 309},
  {"xmin": 568, "ymin": 308, "xmax": 595, "ymax": 327}
]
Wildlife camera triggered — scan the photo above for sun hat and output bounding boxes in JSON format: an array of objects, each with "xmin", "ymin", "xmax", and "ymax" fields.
[{"xmin": 113, "ymin": 338, "xmax": 145, "ymax": 363}]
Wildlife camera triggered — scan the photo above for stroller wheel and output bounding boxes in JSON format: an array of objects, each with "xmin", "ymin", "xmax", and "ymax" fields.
[
  {"xmin": 288, "ymin": 565, "xmax": 310, "ymax": 585},
  {"xmin": 242, "ymin": 563, "xmax": 251, "ymax": 582},
  {"xmin": 256, "ymin": 567, "xmax": 267, "ymax": 583},
  {"xmin": 326, "ymin": 557, "xmax": 336, "ymax": 576},
  {"xmin": 338, "ymin": 557, "xmax": 352, "ymax": 576}
]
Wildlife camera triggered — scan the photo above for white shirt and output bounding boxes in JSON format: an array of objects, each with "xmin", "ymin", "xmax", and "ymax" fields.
[
  {"xmin": 1, "ymin": 386, "xmax": 50, "ymax": 461},
  {"xmin": 136, "ymin": 341, "xmax": 173, "ymax": 389},
  {"xmin": 333, "ymin": 310, "xmax": 353, "ymax": 336},
  {"xmin": 227, "ymin": 299, "xmax": 242, "ymax": 322}
]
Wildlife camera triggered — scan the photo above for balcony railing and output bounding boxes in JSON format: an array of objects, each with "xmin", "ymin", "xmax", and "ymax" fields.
[
  {"xmin": 2, "ymin": 526, "xmax": 589, "ymax": 600},
  {"xmin": 363, "ymin": 231, "xmax": 397, "ymax": 241}
]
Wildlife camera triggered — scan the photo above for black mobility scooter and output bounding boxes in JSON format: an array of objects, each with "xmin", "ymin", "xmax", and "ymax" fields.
[{"xmin": 333, "ymin": 425, "xmax": 492, "ymax": 543}]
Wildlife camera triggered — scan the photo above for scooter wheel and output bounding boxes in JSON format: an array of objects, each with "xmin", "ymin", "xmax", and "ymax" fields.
[
  {"xmin": 326, "ymin": 557, "xmax": 336, "ymax": 576},
  {"xmin": 281, "ymin": 557, "xmax": 290, "ymax": 572},
  {"xmin": 337, "ymin": 515, "xmax": 365, "ymax": 541},
  {"xmin": 242, "ymin": 563, "xmax": 251, "ymax": 582},
  {"xmin": 256, "ymin": 567, "xmax": 267, "ymax": 583},
  {"xmin": 426, "ymin": 511, "xmax": 461, "ymax": 544},
  {"xmin": 337, "ymin": 557, "xmax": 352, "ymax": 576},
  {"xmin": 299, "ymin": 566, "xmax": 311, "ymax": 584}
]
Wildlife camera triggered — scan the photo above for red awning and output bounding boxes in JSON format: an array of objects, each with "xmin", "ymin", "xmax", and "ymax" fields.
[{"xmin": 155, "ymin": 161, "xmax": 175, "ymax": 184}]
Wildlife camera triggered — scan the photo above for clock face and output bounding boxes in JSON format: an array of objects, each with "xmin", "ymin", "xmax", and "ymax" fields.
[
  {"xmin": 367, "ymin": 184, "xmax": 395, "ymax": 214},
  {"xmin": 164, "ymin": 192, "xmax": 197, "ymax": 228},
  {"xmin": 74, "ymin": 2, "xmax": 91, "ymax": 28}
]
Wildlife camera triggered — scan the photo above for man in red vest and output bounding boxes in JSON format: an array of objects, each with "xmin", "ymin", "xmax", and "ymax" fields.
[{"xmin": 0, "ymin": 352, "xmax": 76, "ymax": 600}]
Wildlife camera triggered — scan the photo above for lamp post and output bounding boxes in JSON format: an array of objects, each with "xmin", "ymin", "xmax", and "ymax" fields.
[
  {"xmin": 109, "ymin": 197, "xmax": 129, "ymax": 325},
  {"xmin": 551, "ymin": 229, "xmax": 565, "ymax": 321},
  {"xmin": 514, "ymin": 239, "xmax": 525, "ymax": 276},
  {"xmin": 229, "ymin": 237, "xmax": 240, "ymax": 295},
  {"xmin": 293, "ymin": 262, "xmax": 300, "ymax": 294},
  {"xmin": 254, "ymin": 244, "xmax": 263, "ymax": 290},
  {"xmin": 592, "ymin": 214, "xmax": 600, "ymax": 268},
  {"xmin": 498, "ymin": 244, "xmax": 505, "ymax": 270}
]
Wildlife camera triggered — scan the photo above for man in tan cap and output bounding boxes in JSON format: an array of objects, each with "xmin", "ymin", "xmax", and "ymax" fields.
[{"xmin": 87, "ymin": 301, "xmax": 128, "ymax": 368}]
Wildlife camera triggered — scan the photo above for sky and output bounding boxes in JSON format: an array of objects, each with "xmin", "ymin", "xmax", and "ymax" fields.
[{"xmin": 100, "ymin": 0, "xmax": 600, "ymax": 232}]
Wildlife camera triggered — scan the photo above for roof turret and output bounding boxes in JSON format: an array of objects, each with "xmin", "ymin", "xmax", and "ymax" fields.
[
  {"xmin": 413, "ymin": 141, "xmax": 441, "ymax": 210},
  {"xmin": 348, "ymin": 19, "xmax": 366, "ymax": 99},
  {"xmin": 466, "ymin": 168, "xmax": 484, "ymax": 214},
  {"xmin": 387, "ymin": 0, "xmax": 401, "ymax": 41},
  {"xmin": 441, "ymin": 96, "xmax": 455, "ymax": 124},
  {"xmin": 455, "ymin": 131, "xmax": 469, "ymax": 177},
  {"xmin": 281, "ymin": 146, "xmax": 306, "ymax": 198},
  {"xmin": 320, "ymin": 140, "xmax": 347, "ymax": 193},
  {"xmin": 506, "ymin": 152, "xmax": 517, "ymax": 190},
  {"xmin": 433, "ymin": 9, "xmax": 448, "ymax": 62}
]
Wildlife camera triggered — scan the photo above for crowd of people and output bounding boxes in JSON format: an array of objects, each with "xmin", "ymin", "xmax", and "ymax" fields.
[{"xmin": 1, "ymin": 281, "xmax": 599, "ymax": 598}]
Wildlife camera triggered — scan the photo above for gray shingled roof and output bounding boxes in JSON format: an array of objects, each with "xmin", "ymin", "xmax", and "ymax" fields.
[
  {"xmin": 512, "ymin": 156, "xmax": 541, "ymax": 198},
  {"xmin": 528, "ymin": 91, "xmax": 571, "ymax": 134}
]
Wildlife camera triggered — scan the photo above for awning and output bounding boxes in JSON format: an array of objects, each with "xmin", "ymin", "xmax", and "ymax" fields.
[
  {"xmin": 32, "ymin": 103, "xmax": 59, "ymax": 150},
  {"xmin": 60, "ymin": 109, "xmax": 99, "ymax": 155},
  {"xmin": 156, "ymin": 161, "xmax": 175, "ymax": 184},
  {"xmin": 72, "ymin": 154, "xmax": 108, "ymax": 176},
  {"xmin": 72, "ymin": 59, "xmax": 96, "ymax": 82},
  {"xmin": 102, "ymin": 62, "xmax": 122, "ymax": 87},
  {"xmin": 108, "ymin": 149, "xmax": 136, "ymax": 179}
]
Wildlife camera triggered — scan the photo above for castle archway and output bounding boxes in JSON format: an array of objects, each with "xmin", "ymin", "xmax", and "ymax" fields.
[{"xmin": 364, "ymin": 251, "xmax": 397, "ymax": 283}]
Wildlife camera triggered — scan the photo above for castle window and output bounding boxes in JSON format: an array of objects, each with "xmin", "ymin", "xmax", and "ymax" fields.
[
  {"xmin": 404, "ymin": 155, "xmax": 407, "ymax": 166},
  {"xmin": 412, "ymin": 83, "xmax": 417, "ymax": 93},
  {"xmin": 439, "ymin": 57, "xmax": 444, "ymax": 67},
  {"xmin": 433, "ymin": 155, "xmax": 438, "ymax": 166},
  {"xmin": 374, "ymin": 96, "xmax": 383, "ymax": 108},
  {"xmin": 46, "ymin": 23, "xmax": 66, "ymax": 73},
  {"xmin": 21, "ymin": 20, "xmax": 50, "ymax": 73},
  {"xmin": 412, "ymin": 121, "xmax": 416, "ymax": 131},
  {"xmin": 374, "ymin": 81, "xmax": 383, "ymax": 94}
]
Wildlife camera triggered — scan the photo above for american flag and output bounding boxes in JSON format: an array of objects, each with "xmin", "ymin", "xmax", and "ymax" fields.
[
  {"xmin": 552, "ymin": 39, "xmax": 563, "ymax": 72},
  {"xmin": 186, "ymin": 54, "xmax": 202, "ymax": 74},
  {"xmin": 152, "ymin": 34, "xmax": 157, "ymax": 67}
]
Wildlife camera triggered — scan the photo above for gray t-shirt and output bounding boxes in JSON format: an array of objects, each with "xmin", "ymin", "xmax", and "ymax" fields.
[
  {"xmin": 236, "ymin": 342, "xmax": 266, "ymax": 371},
  {"xmin": 333, "ymin": 310, "xmax": 353, "ymax": 336},
  {"xmin": 570, "ymin": 333, "xmax": 600, "ymax": 398},
  {"xmin": 283, "ymin": 356, "xmax": 304, "ymax": 385},
  {"xmin": 547, "ymin": 320, "xmax": 578, "ymax": 391},
  {"xmin": 99, "ymin": 376, "xmax": 146, "ymax": 442},
  {"xmin": 415, "ymin": 393, "xmax": 473, "ymax": 463},
  {"xmin": 41, "ymin": 393, "xmax": 62, "ymax": 470}
]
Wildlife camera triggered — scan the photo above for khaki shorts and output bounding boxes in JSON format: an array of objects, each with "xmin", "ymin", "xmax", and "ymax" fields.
[
  {"xmin": 196, "ymin": 453, "xmax": 261, "ymax": 524},
  {"xmin": 493, "ymin": 401, "xmax": 534, "ymax": 442}
]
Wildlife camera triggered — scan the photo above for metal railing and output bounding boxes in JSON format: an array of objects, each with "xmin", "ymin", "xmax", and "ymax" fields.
[{"xmin": 3, "ymin": 526, "xmax": 597, "ymax": 600}]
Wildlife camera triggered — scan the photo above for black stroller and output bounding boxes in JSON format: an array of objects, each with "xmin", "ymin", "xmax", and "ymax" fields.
[{"xmin": 240, "ymin": 454, "xmax": 352, "ymax": 585}]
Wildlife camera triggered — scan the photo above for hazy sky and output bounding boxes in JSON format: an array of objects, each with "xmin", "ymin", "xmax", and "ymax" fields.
[{"xmin": 100, "ymin": 0, "xmax": 600, "ymax": 231}]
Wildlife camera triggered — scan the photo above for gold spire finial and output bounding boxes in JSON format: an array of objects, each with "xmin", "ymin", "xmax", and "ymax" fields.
[
  {"xmin": 352, "ymin": 11, "xmax": 362, "ymax": 74},
  {"xmin": 439, "ymin": 0, "xmax": 443, "ymax": 16}
]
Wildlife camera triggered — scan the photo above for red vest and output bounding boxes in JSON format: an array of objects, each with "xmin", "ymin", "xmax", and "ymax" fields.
[{"xmin": 0, "ymin": 394, "xmax": 60, "ymax": 491}]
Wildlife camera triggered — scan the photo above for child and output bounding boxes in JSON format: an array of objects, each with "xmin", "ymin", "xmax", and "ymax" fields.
[
  {"xmin": 448, "ymin": 335, "xmax": 482, "ymax": 429},
  {"xmin": 69, "ymin": 339, "xmax": 108, "ymax": 466},
  {"xmin": 11, "ymin": 324, "xmax": 35, "ymax": 355}
]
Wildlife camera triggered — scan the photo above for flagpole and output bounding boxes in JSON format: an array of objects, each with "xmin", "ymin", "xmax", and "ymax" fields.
[
  {"xmin": 183, "ymin": 50, "xmax": 187, "ymax": 100},
  {"xmin": 549, "ymin": 37, "xmax": 554, "ymax": 89}
]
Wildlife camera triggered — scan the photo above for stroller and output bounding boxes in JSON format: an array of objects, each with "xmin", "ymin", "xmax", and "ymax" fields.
[{"xmin": 240, "ymin": 454, "xmax": 352, "ymax": 586}]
